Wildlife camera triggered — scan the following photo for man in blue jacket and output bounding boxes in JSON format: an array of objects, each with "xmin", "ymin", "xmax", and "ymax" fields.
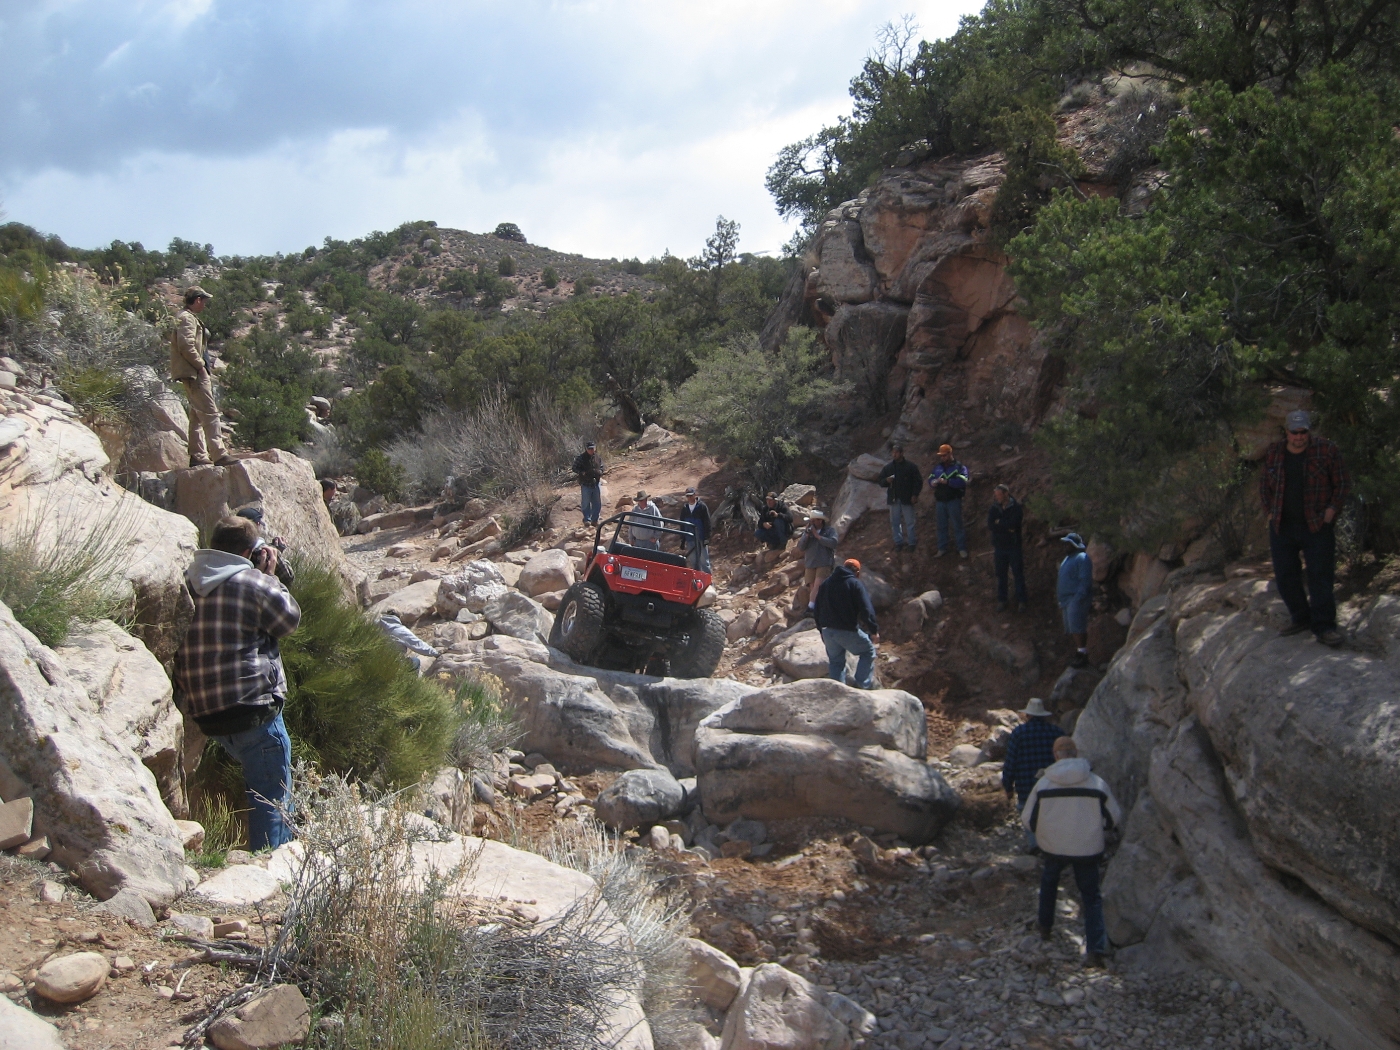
[
  {"xmin": 928, "ymin": 444, "xmax": 969, "ymax": 558},
  {"xmin": 813, "ymin": 558, "xmax": 880, "ymax": 689},
  {"xmin": 1057, "ymin": 533, "xmax": 1094, "ymax": 668},
  {"xmin": 987, "ymin": 484, "xmax": 1027, "ymax": 612}
]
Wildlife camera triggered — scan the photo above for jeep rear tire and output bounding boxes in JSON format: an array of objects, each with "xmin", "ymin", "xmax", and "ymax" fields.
[
  {"xmin": 550, "ymin": 582, "xmax": 607, "ymax": 663},
  {"xmin": 668, "ymin": 608, "xmax": 726, "ymax": 678}
]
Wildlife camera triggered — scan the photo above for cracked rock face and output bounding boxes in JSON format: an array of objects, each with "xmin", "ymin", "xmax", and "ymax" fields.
[{"xmin": 1081, "ymin": 577, "xmax": 1400, "ymax": 1049}]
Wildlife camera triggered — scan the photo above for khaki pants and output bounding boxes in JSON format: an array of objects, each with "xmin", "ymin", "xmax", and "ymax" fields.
[
  {"xmin": 795, "ymin": 565, "xmax": 832, "ymax": 612},
  {"xmin": 181, "ymin": 373, "xmax": 227, "ymax": 462}
]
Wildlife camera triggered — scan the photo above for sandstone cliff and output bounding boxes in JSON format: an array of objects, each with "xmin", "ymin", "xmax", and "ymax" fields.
[{"xmin": 1077, "ymin": 568, "xmax": 1400, "ymax": 1050}]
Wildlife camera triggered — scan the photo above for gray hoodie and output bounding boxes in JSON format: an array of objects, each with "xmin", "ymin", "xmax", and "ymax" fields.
[{"xmin": 186, "ymin": 549, "xmax": 254, "ymax": 595}]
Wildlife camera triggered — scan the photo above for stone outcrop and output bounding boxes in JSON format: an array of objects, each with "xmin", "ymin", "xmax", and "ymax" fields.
[
  {"xmin": 0, "ymin": 601, "xmax": 192, "ymax": 905},
  {"xmin": 55, "ymin": 620, "xmax": 187, "ymax": 815},
  {"xmin": 694, "ymin": 680, "xmax": 959, "ymax": 843},
  {"xmin": 1078, "ymin": 573, "xmax": 1400, "ymax": 1050},
  {"xmin": 167, "ymin": 448, "xmax": 367, "ymax": 605},
  {"xmin": 0, "ymin": 391, "xmax": 200, "ymax": 663},
  {"xmin": 719, "ymin": 963, "xmax": 875, "ymax": 1049}
]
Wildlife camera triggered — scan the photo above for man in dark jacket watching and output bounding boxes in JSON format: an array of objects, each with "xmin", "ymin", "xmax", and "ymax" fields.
[
  {"xmin": 1259, "ymin": 410, "xmax": 1350, "ymax": 647},
  {"xmin": 877, "ymin": 444, "xmax": 923, "ymax": 553},
  {"xmin": 754, "ymin": 492, "xmax": 792, "ymax": 550},
  {"xmin": 572, "ymin": 441, "xmax": 605, "ymax": 526},
  {"xmin": 176, "ymin": 516, "xmax": 301, "ymax": 851},
  {"xmin": 814, "ymin": 558, "xmax": 880, "ymax": 689},
  {"xmin": 679, "ymin": 486, "xmax": 711, "ymax": 572},
  {"xmin": 988, "ymin": 484, "xmax": 1027, "ymax": 612}
]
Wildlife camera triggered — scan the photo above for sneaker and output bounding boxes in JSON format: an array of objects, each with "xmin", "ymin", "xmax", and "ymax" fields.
[
  {"xmin": 934, "ymin": 549, "xmax": 947, "ymax": 558},
  {"xmin": 959, "ymin": 550, "xmax": 969, "ymax": 559},
  {"xmin": 1038, "ymin": 925, "xmax": 1053, "ymax": 942},
  {"xmin": 1318, "ymin": 628, "xmax": 1345, "ymax": 648},
  {"xmin": 996, "ymin": 601, "xmax": 1008, "ymax": 612},
  {"xmin": 893, "ymin": 544, "xmax": 905, "ymax": 553},
  {"xmin": 1279, "ymin": 622, "xmax": 1311, "ymax": 637},
  {"xmin": 1084, "ymin": 952, "xmax": 1108, "ymax": 970}
]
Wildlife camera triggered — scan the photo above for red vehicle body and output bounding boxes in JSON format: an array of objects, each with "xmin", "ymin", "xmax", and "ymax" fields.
[{"xmin": 548, "ymin": 511, "xmax": 725, "ymax": 677}]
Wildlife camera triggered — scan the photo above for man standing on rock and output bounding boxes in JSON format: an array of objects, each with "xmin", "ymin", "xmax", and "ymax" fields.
[
  {"xmin": 1023, "ymin": 736, "xmax": 1121, "ymax": 969},
  {"xmin": 878, "ymin": 444, "xmax": 923, "ymax": 553},
  {"xmin": 572, "ymin": 440, "xmax": 605, "ymax": 527},
  {"xmin": 170, "ymin": 286, "xmax": 236, "ymax": 467},
  {"xmin": 1260, "ymin": 410, "xmax": 1350, "ymax": 648},
  {"xmin": 754, "ymin": 491, "xmax": 793, "ymax": 550},
  {"xmin": 797, "ymin": 508, "xmax": 839, "ymax": 611},
  {"xmin": 680, "ymin": 486, "xmax": 711, "ymax": 572},
  {"xmin": 1002, "ymin": 697, "xmax": 1065, "ymax": 852},
  {"xmin": 988, "ymin": 484, "xmax": 1028, "ymax": 612},
  {"xmin": 928, "ymin": 444, "xmax": 969, "ymax": 558},
  {"xmin": 176, "ymin": 516, "xmax": 301, "ymax": 851},
  {"xmin": 1057, "ymin": 533, "xmax": 1093, "ymax": 668},
  {"xmin": 814, "ymin": 558, "xmax": 880, "ymax": 689}
]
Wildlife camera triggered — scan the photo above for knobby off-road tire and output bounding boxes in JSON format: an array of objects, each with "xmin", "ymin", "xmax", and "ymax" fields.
[
  {"xmin": 669, "ymin": 608, "xmax": 726, "ymax": 679},
  {"xmin": 549, "ymin": 581, "xmax": 607, "ymax": 664}
]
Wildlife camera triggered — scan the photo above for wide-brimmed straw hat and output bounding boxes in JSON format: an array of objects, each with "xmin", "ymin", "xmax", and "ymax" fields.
[{"xmin": 1021, "ymin": 697, "xmax": 1052, "ymax": 717}]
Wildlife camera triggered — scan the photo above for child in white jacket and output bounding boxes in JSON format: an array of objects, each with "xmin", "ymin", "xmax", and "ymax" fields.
[{"xmin": 1022, "ymin": 737, "xmax": 1122, "ymax": 968}]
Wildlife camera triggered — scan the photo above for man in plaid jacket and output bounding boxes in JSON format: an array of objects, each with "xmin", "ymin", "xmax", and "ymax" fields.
[
  {"xmin": 1259, "ymin": 410, "xmax": 1350, "ymax": 648},
  {"xmin": 175, "ymin": 516, "xmax": 301, "ymax": 849}
]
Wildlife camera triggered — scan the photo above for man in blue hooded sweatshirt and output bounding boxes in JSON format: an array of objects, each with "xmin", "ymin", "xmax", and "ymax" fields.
[
  {"xmin": 175, "ymin": 515, "xmax": 301, "ymax": 850},
  {"xmin": 1057, "ymin": 532, "xmax": 1094, "ymax": 668}
]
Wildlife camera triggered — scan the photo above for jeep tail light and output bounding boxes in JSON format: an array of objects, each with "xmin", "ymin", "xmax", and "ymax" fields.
[
  {"xmin": 602, "ymin": 557, "xmax": 616, "ymax": 574},
  {"xmin": 693, "ymin": 578, "xmax": 704, "ymax": 591}
]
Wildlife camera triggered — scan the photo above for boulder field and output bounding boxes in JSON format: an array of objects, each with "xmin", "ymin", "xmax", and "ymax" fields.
[{"xmin": 1078, "ymin": 571, "xmax": 1400, "ymax": 1050}]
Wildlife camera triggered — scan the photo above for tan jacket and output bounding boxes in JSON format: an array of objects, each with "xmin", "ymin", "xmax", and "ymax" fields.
[{"xmin": 170, "ymin": 309, "xmax": 208, "ymax": 381}]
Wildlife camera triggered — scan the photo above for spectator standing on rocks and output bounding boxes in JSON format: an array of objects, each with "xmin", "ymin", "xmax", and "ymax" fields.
[
  {"xmin": 629, "ymin": 490, "xmax": 663, "ymax": 550},
  {"xmin": 1057, "ymin": 533, "xmax": 1094, "ymax": 668},
  {"xmin": 175, "ymin": 516, "xmax": 301, "ymax": 851},
  {"xmin": 814, "ymin": 558, "xmax": 880, "ymax": 689},
  {"xmin": 1260, "ymin": 410, "xmax": 1350, "ymax": 647},
  {"xmin": 170, "ymin": 286, "xmax": 236, "ymax": 467},
  {"xmin": 754, "ymin": 491, "xmax": 793, "ymax": 550},
  {"xmin": 1003, "ymin": 697, "xmax": 1066, "ymax": 851},
  {"xmin": 1023, "ymin": 736, "xmax": 1122, "ymax": 969},
  {"xmin": 878, "ymin": 444, "xmax": 923, "ymax": 553},
  {"xmin": 572, "ymin": 440, "xmax": 605, "ymax": 526},
  {"xmin": 797, "ymin": 508, "xmax": 839, "ymax": 610},
  {"xmin": 928, "ymin": 444, "xmax": 969, "ymax": 558},
  {"xmin": 988, "ymin": 484, "xmax": 1028, "ymax": 612},
  {"xmin": 679, "ymin": 486, "xmax": 712, "ymax": 572}
]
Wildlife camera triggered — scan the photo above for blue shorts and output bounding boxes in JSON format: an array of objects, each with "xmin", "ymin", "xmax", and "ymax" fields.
[{"xmin": 1061, "ymin": 597, "xmax": 1090, "ymax": 634}]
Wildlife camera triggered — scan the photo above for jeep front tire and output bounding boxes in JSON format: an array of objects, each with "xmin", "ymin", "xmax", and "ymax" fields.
[{"xmin": 550, "ymin": 582, "xmax": 607, "ymax": 663}]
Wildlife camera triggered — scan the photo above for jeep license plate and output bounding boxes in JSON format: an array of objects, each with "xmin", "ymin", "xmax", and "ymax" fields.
[{"xmin": 620, "ymin": 566, "xmax": 648, "ymax": 582}]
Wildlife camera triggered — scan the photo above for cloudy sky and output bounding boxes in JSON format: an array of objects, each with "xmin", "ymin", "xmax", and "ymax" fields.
[{"xmin": 0, "ymin": 1, "xmax": 983, "ymax": 261}]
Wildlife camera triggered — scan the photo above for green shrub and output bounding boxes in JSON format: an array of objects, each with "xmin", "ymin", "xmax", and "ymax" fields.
[
  {"xmin": 540, "ymin": 266, "xmax": 559, "ymax": 289},
  {"xmin": 496, "ymin": 255, "xmax": 516, "ymax": 277},
  {"xmin": 0, "ymin": 263, "xmax": 47, "ymax": 322},
  {"xmin": 281, "ymin": 563, "xmax": 458, "ymax": 788},
  {"xmin": 356, "ymin": 447, "xmax": 405, "ymax": 501}
]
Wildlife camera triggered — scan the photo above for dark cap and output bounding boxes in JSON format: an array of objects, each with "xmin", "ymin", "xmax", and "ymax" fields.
[
  {"xmin": 766, "ymin": 491, "xmax": 778, "ymax": 500},
  {"xmin": 235, "ymin": 505, "xmax": 265, "ymax": 525},
  {"xmin": 585, "ymin": 440, "xmax": 596, "ymax": 449},
  {"xmin": 685, "ymin": 487, "xmax": 696, "ymax": 496},
  {"xmin": 185, "ymin": 285, "xmax": 213, "ymax": 303}
]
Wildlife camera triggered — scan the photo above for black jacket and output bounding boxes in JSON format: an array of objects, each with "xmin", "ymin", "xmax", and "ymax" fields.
[
  {"xmin": 878, "ymin": 458, "xmax": 923, "ymax": 505},
  {"xmin": 680, "ymin": 499, "xmax": 711, "ymax": 544},
  {"xmin": 814, "ymin": 566, "xmax": 879, "ymax": 635},
  {"xmin": 987, "ymin": 497, "xmax": 1024, "ymax": 551},
  {"xmin": 571, "ymin": 451, "xmax": 604, "ymax": 484}
]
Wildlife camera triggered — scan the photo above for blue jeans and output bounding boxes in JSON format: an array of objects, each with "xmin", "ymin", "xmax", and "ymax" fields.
[
  {"xmin": 211, "ymin": 712, "xmax": 294, "ymax": 851},
  {"xmin": 935, "ymin": 499, "xmax": 966, "ymax": 552},
  {"xmin": 821, "ymin": 627, "xmax": 876, "ymax": 689},
  {"xmin": 890, "ymin": 502, "xmax": 917, "ymax": 547},
  {"xmin": 1269, "ymin": 522, "xmax": 1336, "ymax": 633},
  {"xmin": 995, "ymin": 546, "xmax": 1028, "ymax": 603},
  {"xmin": 1039, "ymin": 854, "xmax": 1107, "ymax": 954},
  {"xmin": 1016, "ymin": 796, "xmax": 1037, "ymax": 851},
  {"xmin": 580, "ymin": 484, "xmax": 601, "ymax": 524}
]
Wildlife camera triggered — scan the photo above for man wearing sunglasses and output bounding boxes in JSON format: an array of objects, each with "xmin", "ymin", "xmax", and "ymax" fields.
[{"xmin": 1260, "ymin": 410, "xmax": 1350, "ymax": 647}]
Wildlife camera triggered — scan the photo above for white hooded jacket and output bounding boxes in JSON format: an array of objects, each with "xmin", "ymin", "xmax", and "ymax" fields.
[{"xmin": 1021, "ymin": 757, "xmax": 1122, "ymax": 858}]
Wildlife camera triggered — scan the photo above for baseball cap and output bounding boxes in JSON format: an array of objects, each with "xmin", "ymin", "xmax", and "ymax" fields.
[
  {"xmin": 585, "ymin": 440, "xmax": 596, "ymax": 449},
  {"xmin": 938, "ymin": 443, "xmax": 953, "ymax": 455},
  {"xmin": 1285, "ymin": 410, "xmax": 1311, "ymax": 432},
  {"xmin": 186, "ymin": 285, "xmax": 212, "ymax": 300},
  {"xmin": 685, "ymin": 486, "xmax": 696, "ymax": 496},
  {"xmin": 844, "ymin": 558, "xmax": 861, "ymax": 571}
]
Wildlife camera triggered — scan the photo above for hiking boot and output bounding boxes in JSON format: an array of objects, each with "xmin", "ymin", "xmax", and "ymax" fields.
[
  {"xmin": 933, "ymin": 549, "xmax": 947, "ymax": 558},
  {"xmin": 1070, "ymin": 652, "xmax": 1090, "ymax": 669},
  {"xmin": 1279, "ymin": 621, "xmax": 1311, "ymax": 637},
  {"xmin": 1084, "ymin": 952, "xmax": 1108, "ymax": 970},
  {"xmin": 214, "ymin": 455, "xmax": 239, "ymax": 467},
  {"xmin": 1038, "ymin": 925, "xmax": 1053, "ymax": 942},
  {"xmin": 996, "ymin": 601, "xmax": 1008, "ymax": 612},
  {"xmin": 1318, "ymin": 628, "xmax": 1345, "ymax": 648},
  {"xmin": 189, "ymin": 457, "xmax": 212, "ymax": 467}
]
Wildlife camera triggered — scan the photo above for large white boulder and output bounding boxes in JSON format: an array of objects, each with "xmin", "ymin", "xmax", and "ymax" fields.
[
  {"xmin": 770, "ymin": 626, "xmax": 828, "ymax": 680},
  {"xmin": 167, "ymin": 448, "xmax": 367, "ymax": 604},
  {"xmin": 436, "ymin": 560, "xmax": 509, "ymax": 618},
  {"xmin": 719, "ymin": 963, "xmax": 875, "ymax": 1050},
  {"xmin": 0, "ymin": 601, "xmax": 192, "ymax": 905},
  {"xmin": 55, "ymin": 620, "xmax": 186, "ymax": 815},
  {"xmin": 694, "ymin": 680, "xmax": 958, "ymax": 843},
  {"xmin": 369, "ymin": 579, "xmax": 441, "ymax": 626},
  {"xmin": 483, "ymin": 591, "xmax": 553, "ymax": 645},
  {"xmin": 516, "ymin": 548, "xmax": 576, "ymax": 597}
]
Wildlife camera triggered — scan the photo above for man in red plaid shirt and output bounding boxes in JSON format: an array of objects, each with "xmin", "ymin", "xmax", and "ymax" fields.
[
  {"xmin": 1259, "ymin": 410, "xmax": 1350, "ymax": 647},
  {"xmin": 175, "ymin": 516, "xmax": 301, "ymax": 849}
]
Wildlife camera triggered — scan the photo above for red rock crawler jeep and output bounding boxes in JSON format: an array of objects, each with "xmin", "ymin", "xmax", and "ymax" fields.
[{"xmin": 548, "ymin": 511, "xmax": 726, "ymax": 677}]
